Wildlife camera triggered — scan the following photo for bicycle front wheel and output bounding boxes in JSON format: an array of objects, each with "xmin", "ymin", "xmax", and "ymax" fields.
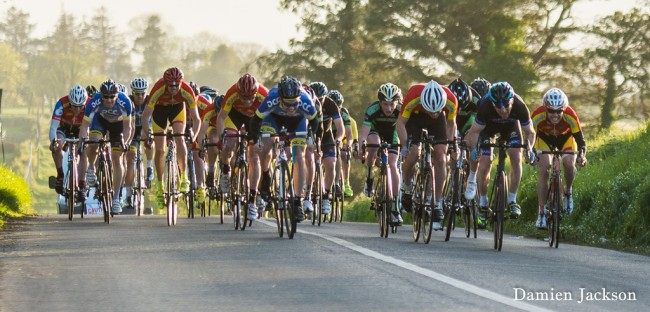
[
  {"xmin": 66, "ymin": 166, "xmax": 75, "ymax": 221},
  {"xmin": 493, "ymin": 171, "xmax": 507, "ymax": 251},
  {"xmin": 284, "ymin": 163, "xmax": 296, "ymax": 239},
  {"xmin": 238, "ymin": 163, "xmax": 250, "ymax": 231},
  {"xmin": 548, "ymin": 176, "xmax": 561, "ymax": 248},
  {"xmin": 445, "ymin": 166, "xmax": 462, "ymax": 241}
]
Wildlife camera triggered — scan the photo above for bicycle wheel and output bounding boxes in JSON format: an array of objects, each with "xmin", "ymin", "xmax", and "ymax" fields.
[
  {"xmin": 493, "ymin": 171, "xmax": 507, "ymax": 251},
  {"xmin": 412, "ymin": 169, "xmax": 422, "ymax": 242},
  {"xmin": 66, "ymin": 165, "xmax": 75, "ymax": 221},
  {"xmin": 280, "ymin": 163, "xmax": 298, "ymax": 239},
  {"xmin": 548, "ymin": 176, "xmax": 561, "ymax": 248},
  {"xmin": 134, "ymin": 158, "xmax": 144, "ymax": 216},
  {"xmin": 376, "ymin": 169, "xmax": 389, "ymax": 238},
  {"xmin": 230, "ymin": 171, "xmax": 241, "ymax": 230},
  {"xmin": 270, "ymin": 167, "xmax": 284, "ymax": 237},
  {"xmin": 166, "ymin": 159, "xmax": 175, "ymax": 226},
  {"xmin": 186, "ymin": 159, "xmax": 196, "ymax": 219},
  {"xmin": 445, "ymin": 166, "xmax": 462, "ymax": 241},
  {"xmin": 312, "ymin": 166, "xmax": 322, "ymax": 226},
  {"xmin": 99, "ymin": 160, "xmax": 111, "ymax": 224},
  {"xmin": 239, "ymin": 162, "xmax": 250, "ymax": 231},
  {"xmin": 421, "ymin": 168, "xmax": 434, "ymax": 244}
]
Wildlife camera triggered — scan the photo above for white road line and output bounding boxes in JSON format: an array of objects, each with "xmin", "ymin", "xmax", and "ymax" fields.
[{"xmin": 258, "ymin": 219, "xmax": 553, "ymax": 312}]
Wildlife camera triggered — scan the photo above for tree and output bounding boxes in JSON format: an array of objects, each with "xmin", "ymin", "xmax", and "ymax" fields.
[
  {"xmin": 0, "ymin": 43, "xmax": 27, "ymax": 107},
  {"xmin": 82, "ymin": 8, "xmax": 131, "ymax": 82},
  {"xmin": 0, "ymin": 6, "xmax": 36, "ymax": 56},
  {"xmin": 133, "ymin": 15, "xmax": 170, "ymax": 81},
  {"xmin": 585, "ymin": 9, "xmax": 650, "ymax": 130}
]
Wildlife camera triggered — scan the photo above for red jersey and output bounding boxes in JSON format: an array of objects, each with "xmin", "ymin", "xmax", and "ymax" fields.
[
  {"xmin": 531, "ymin": 105, "xmax": 582, "ymax": 136},
  {"xmin": 147, "ymin": 78, "xmax": 197, "ymax": 108},
  {"xmin": 400, "ymin": 83, "xmax": 458, "ymax": 121},
  {"xmin": 51, "ymin": 95, "xmax": 85, "ymax": 126},
  {"xmin": 221, "ymin": 83, "xmax": 269, "ymax": 117}
]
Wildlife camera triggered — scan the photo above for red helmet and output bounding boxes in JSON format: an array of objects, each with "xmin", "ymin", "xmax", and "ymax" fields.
[
  {"xmin": 236, "ymin": 74, "xmax": 259, "ymax": 97},
  {"xmin": 163, "ymin": 67, "xmax": 184, "ymax": 86}
]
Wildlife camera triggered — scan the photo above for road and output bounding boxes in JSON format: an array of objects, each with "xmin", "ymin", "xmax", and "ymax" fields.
[{"xmin": 1, "ymin": 214, "xmax": 648, "ymax": 312}]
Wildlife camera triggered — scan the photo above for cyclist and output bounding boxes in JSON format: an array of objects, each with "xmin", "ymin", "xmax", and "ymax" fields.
[
  {"xmin": 531, "ymin": 88, "xmax": 587, "ymax": 229},
  {"xmin": 49, "ymin": 85, "xmax": 89, "ymax": 194},
  {"xmin": 140, "ymin": 67, "xmax": 201, "ymax": 210},
  {"xmin": 328, "ymin": 89, "xmax": 356, "ymax": 197},
  {"xmin": 464, "ymin": 77, "xmax": 491, "ymax": 200},
  {"xmin": 464, "ymin": 81, "xmax": 536, "ymax": 228},
  {"xmin": 187, "ymin": 81, "xmax": 214, "ymax": 205},
  {"xmin": 77, "ymin": 80, "xmax": 134, "ymax": 214},
  {"xmin": 447, "ymin": 79, "xmax": 479, "ymax": 198},
  {"xmin": 250, "ymin": 76, "xmax": 319, "ymax": 222},
  {"xmin": 358, "ymin": 82, "xmax": 404, "ymax": 226},
  {"xmin": 122, "ymin": 77, "xmax": 152, "ymax": 209},
  {"xmin": 397, "ymin": 80, "xmax": 458, "ymax": 231},
  {"xmin": 470, "ymin": 77, "xmax": 491, "ymax": 100},
  {"xmin": 214, "ymin": 74, "xmax": 269, "ymax": 220},
  {"xmin": 198, "ymin": 87, "xmax": 223, "ymax": 190},
  {"xmin": 303, "ymin": 82, "xmax": 344, "ymax": 216},
  {"xmin": 302, "ymin": 82, "xmax": 323, "ymax": 216},
  {"xmin": 85, "ymin": 85, "xmax": 98, "ymax": 98}
]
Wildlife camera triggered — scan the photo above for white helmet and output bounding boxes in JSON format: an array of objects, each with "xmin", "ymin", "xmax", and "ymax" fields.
[
  {"xmin": 543, "ymin": 88, "xmax": 568, "ymax": 111},
  {"xmin": 130, "ymin": 77, "xmax": 149, "ymax": 92},
  {"xmin": 68, "ymin": 84, "xmax": 88, "ymax": 106},
  {"xmin": 420, "ymin": 80, "xmax": 447, "ymax": 113}
]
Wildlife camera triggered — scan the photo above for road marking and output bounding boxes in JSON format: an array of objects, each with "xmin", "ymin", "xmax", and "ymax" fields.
[{"xmin": 258, "ymin": 219, "xmax": 553, "ymax": 312}]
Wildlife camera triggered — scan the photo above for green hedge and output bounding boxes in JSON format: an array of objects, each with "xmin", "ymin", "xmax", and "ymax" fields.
[{"xmin": 0, "ymin": 164, "xmax": 33, "ymax": 226}]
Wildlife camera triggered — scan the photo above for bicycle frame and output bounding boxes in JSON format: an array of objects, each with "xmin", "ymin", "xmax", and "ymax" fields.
[
  {"xmin": 223, "ymin": 131, "xmax": 250, "ymax": 230},
  {"xmin": 364, "ymin": 141, "xmax": 395, "ymax": 238},
  {"xmin": 82, "ymin": 138, "xmax": 114, "ymax": 224}
]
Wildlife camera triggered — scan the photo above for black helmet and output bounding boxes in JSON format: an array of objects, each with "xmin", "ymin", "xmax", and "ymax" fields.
[
  {"xmin": 85, "ymin": 85, "xmax": 98, "ymax": 97},
  {"xmin": 278, "ymin": 76, "xmax": 302, "ymax": 99},
  {"xmin": 448, "ymin": 78, "xmax": 472, "ymax": 110},
  {"xmin": 327, "ymin": 90, "xmax": 344, "ymax": 107},
  {"xmin": 100, "ymin": 79, "xmax": 118, "ymax": 95},
  {"xmin": 309, "ymin": 82, "xmax": 328, "ymax": 98},
  {"xmin": 488, "ymin": 82, "xmax": 514, "ymax": 107},
  {"xmin": 470, "ymin": 77, "xmax": 491, "ymax": 98}
]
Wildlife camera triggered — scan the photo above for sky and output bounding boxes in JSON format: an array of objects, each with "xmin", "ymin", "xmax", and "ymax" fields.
[{"xmin": 0, "ymin": 0, "xmax": 644, "ymax": 50}]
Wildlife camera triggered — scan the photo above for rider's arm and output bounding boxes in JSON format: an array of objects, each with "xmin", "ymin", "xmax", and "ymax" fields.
[
  {"xmin": 333, "ymin": 117, "xmax": 345, "ymax": 142},
  {"xmin": 215, "ymin": 108, "xmax": 228, "ymax": 142},
  {"xmin": 396, "ymin": 115, "xmax": 409, "ymax": 147}
]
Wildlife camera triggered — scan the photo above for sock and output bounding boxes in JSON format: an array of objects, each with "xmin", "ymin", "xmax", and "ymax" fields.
[
  {"xmin": 343, "ymin": 178, "xmax": 349, "ymax": 186},
  {"xmin": 468, "ymin": 170, "xmax": 477, "ymax": 182},
  {"xmin": 79, "ymin": 180, "xmax": 86, "ymax": 190},
  {"xmin": 125, "ymin": 187, "xmax": 133, "ymax": 198},
  {"xmin": 147, "ymin": 160, "xmax": 153, "ymax": 167},
  {"xmin": 479, "ymin": 195, "xmax": 488, "ymax": 207},
  {"xmin": 508, "ymin": 192, "xmax": 517, "ymax": 203}
]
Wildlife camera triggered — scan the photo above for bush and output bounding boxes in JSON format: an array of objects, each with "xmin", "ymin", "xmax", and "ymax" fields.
[{"xmin": 0, "ymin": 164, "xmax": 34, "ymax": 226}]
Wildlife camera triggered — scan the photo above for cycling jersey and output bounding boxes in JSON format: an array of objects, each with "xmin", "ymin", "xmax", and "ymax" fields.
[
  {"xmin": 129, "ymin": 94, "xmax": 150, "ymax": 128},
  {"xmin": 401, "ymin": 83, "xmax": 458, "ymax": 121},
  {"xmin": 321, "ymin": 96, "xmax": 341, "ymax": 133},
  {"xmin": 196, "ymin": 94, "xmax": 215, "ymax": 125},
  {"xmin": 531, "ymin": 105, "xmax": 586, "ymax": 150},
  {"xmin": 363, "ymin": 101, "xmax": 402, "ymax": 145},
  {"xmin": 49, "ymin": 95, "xmax": 87, "ymax": 140},
  {"xmin": 475, "ymin": 93, "xmax": 530, "ymax": 127},
  {"xmin": 456, "ymin": 86, "xmax": 479, "ymax": 135},
  {"xmin": 84, "ymin": 92, "xmax": 133, "ymax": 124},
  {"xmin": 250, "ymin": 87, "xmax": 318, "ymax": 142},
  {"xmin": 221, "ymin": 83, "xmax": 269, "ymax": 117},
  {"xmin": 147, "ymin": 78, "xmax": 196, "ymax": 108}
]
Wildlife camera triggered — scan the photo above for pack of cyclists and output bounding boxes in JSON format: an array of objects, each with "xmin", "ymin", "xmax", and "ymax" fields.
[{"xmin": 49, "ymin": 68, "xmax": 588, "ymax": 238}]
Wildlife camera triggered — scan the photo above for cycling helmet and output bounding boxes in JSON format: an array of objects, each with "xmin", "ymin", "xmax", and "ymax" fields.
[
  {"xmin": 85, "ymin": 85, "xmax": 98, "ymax": 97},
  {"xmin": 199, "ymin": 93, "xmax": 212, "ymax": 103},
  {"xmin": 278, "ymin": 76, "xmax": 302, "ymax": 99},
  {"xmin": 236, "ymin": 74, "xmax": 259, "ymax": 97},
  {"xmin": 377, "ymin": 83, "xmax": 401, "ymax": 102},
  {"xmin": 309, "ymin": 82, "xmax": 328, "ymax": 98},
  {"xmin": 130, "ymin": 77, "xmax": 148, "ymax": 92},
  {"xmin": 100, "ymin": 79, "xmax": 118, "ymax": 95},
  {"xmin": 163, "ymin": 67, "xmax": 184, "ymax": 86},
  {"xmin": 448, "ymin": 78, "xmax": 472, "ymax": 110},
  {"xmin": 189, "ymin": 81, "xmax": 199, "ymax": 96},
  {"xmin": 69, "ymin": 84, "xmax": 88, "ymax": 106},
  {"xmin": 302, "ymin": 84, "xmax": 317, "ymax": 102},
  {"xmin": 215, "ymin": 94, "xmax": 225, "ymax": 107},
  {"xmin": 543, "ymin": 88, "xmax": 568, "ymax": 111},
  {"xmin": 420, "ymin": 80, "xmax": 447, "ymax": 113},
  {"xmin": 328, "ymin": 90, "xmax": 344, "ymax": 107},
  {"xmin": 470, "ymin": 77, "xmax": 491, "ymax": 97},
  {"xmin": 487, "ymin": 81, "xmax": 514, "ymax": 107},
  {"xmin": 200, "ymin": 86, "xmax": 219, "ymax": 101},
  {"xmin": 116, "ymin": 83, "xmax": 127, "ymax": 94}
]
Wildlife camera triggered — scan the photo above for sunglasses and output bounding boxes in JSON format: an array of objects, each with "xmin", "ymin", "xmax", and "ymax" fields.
[
  {"xmin": 493, "ymin": 100, "xmax": 511, "ymax": 109},
  {"xmin": 103, "ymin": 94, "xmax": 117, "ymax": 99},
  {"xmin": 547, "ymin": 109, "xmax": 564, "ymax": 115},
  {"xmin": 133, "ymin": 92, "xmax": 146, "ymax": 96}
]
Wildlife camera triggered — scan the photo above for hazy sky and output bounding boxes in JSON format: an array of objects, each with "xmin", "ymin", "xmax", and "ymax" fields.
[{"xmin": 0, "ymin": 0, "xmax": 643, "ymax": 50}]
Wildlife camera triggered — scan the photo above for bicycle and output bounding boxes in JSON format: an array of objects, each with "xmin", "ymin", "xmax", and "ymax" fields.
[
  {"xmin": 535, "ymin": 148, "xmax": 578, "ymax": 248},
  {"xmin": 260, "ymin": 127, "xmax": 305, "ymax": 239},
  {"xmin": 480, "ymin": 138, "xmax": 529, "ymax": 251},
  {"xmin": 49, "ymin": 138, "xmax": 83, "ymax": 220},
  {"xmin": 202, "ymin": 141, "xmax": 223, "ymax": 220},
  {"xmin": 81, "ymin": 138, "xmax": 116, "ymax": 224},
  {"xmin": 309, "ymin": 132, "xmax": 323, "ymax": 226},
  {"xmin": 184, "ymin": 130, "xmax": 197, "ymax": 219},
  {"xmin": 444, "ymin": 138, "xmax": 478, "ymax": 241},
  {"xmin": 363, "ymin": 141, "xmax": 397, "ymax": 238},
  {"xmin": 132, "ymin": 136, "xmax": 147, "ymax": 216},
  {"xmin": 151, "ymin": 131, "xmax": 190, "ymax": 226},
  {"xmin": 411, "ymin": 130, "xmax": 452, "ymax": 243},
  {"xmin": 331, "ymin": 142, "xmax": 345, "ymax": 223},
  {"xmin": 223, "ymin": 131, "xmax": 251, "ymax": 230}
]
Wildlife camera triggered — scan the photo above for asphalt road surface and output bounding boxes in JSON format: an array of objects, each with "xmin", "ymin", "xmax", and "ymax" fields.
[{"xmin": 1, "ymin": 214, "xmax": 648, "ymax": 312}]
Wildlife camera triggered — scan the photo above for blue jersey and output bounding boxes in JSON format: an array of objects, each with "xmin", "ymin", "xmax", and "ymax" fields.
[
  {"xmin": 129, "ymin": 94, "xmax": 150, "ymax": 128},
  {"xmin": 255, "ymin": 87, "xmax": 318, "ymax": 120},
  {"xmin": 84, "ymin": 92, "xmax": 133, "ymax": 124}
]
